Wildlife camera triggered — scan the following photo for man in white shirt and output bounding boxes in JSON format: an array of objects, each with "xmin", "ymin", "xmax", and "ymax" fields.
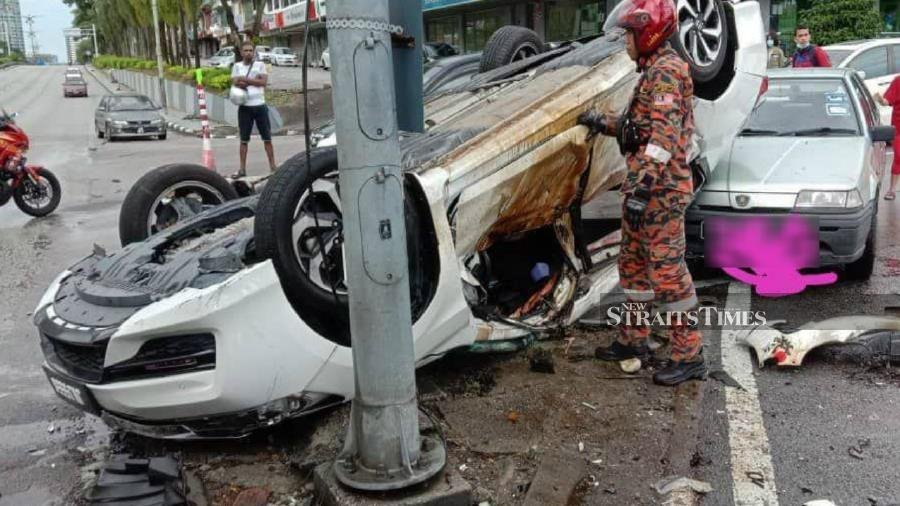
[{"xmin": 231, "ymin": 41, "xmax": 276, "ymax": 176}]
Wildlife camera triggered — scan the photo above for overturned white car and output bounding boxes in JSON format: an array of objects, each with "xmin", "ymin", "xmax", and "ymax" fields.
[{"xmin": 35, "ymin": 2, "xmax": 766, "ymax": 439}]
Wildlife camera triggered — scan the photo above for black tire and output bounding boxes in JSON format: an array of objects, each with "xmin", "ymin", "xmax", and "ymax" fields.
[
  {"xmin": 844, "ymin": 211, "xmax": 876, "ymax": 280},
  {"xmin": 254, "ymin": 148, "xmax": 439, "ymax": 346},
  {"xmin": 479, "ymin": 26, "xmax": 545, "ymax": 73},
  {"xmin": 97, "ymin": 124, "xmax": 104, "ymax": 139},
  {"xmin": 118, "ymin": 164, "xmax": 239, "ymax": 246},
  {"xmin": 13, "ymin": 168, "xmax": 61, "ymax": 217},
  {"xmin": 158, "ymin": 132, "xmax": 167, "ymax": 140},
  {"xmin": 670, "ymin": 0, "xmax": 729, "ymax": 84}
]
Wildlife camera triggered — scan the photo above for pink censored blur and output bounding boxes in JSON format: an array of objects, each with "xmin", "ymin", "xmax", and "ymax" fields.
[{"xmin": 704, "ymin": 215, "xmax": 837, "ymax": 297}]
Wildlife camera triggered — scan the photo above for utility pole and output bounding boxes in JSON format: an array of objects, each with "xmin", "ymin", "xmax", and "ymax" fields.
[
  {"xmin": 151, "ymin": 0, "xmax": 167, "ymax": 108},
  {"xmin": 92, "ymin": 23, "xmax": 98, "ymax": 56},
  {"xmin": 326, "ymin": 0, "xmax": 445, "ymax": 492}
]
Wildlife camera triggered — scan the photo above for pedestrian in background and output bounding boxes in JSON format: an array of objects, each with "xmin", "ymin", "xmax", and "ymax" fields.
[
  {"xmin": 231, "ymin": 41, "xmax": 277, "ymax": 177},
  {"xmin": 875, "ymin": 81, "xmax": 900, "ymax": 200},
  {"xmin": 790, "ymin": 25, "xmax": 831, "ymax": 68},
  {"xmin": 767, "ymin": 32, "xmax": 786, "ymax": 68}
]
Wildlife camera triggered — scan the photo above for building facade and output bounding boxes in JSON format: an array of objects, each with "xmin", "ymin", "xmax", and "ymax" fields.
[
  {"xmin": 260, "ymin": 0, "xmax": 328, "ymax": 63},
  {"xmin": 0, "ymin": 0, "xmax": 25, "ymax": 55}
]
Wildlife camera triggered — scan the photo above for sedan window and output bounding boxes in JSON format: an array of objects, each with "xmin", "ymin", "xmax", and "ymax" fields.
[
  {"xmin": 108, "ymin": 96, "xmax": 156, "ymax": 111},
  {"xmin": 742, "ymin": 78, "xmax": 860, "ymax": 136},
  {"xmin": 848, "ymin": 47, "xmax": 889, "ymax": 80}
]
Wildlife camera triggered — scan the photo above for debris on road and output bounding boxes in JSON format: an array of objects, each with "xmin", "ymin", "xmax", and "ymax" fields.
[
  {"xmin": 803, "ymin": 500, "xmax": 837, "ymax": 506},
  {"xmin": 652, "ymin": 476, "xmax": 713, "ymax": 495},
  {"xmin": 746, "ymin": 471, "xmax": 766, "ymax": 489},
  {"xmin": 528, "ymin": 348, "xmax": 555, "ymax": 374},
  {"xmin": 522, "ymin": 451, "xmax": 586, "ymax": 506},
  {"xmin": 739, "ymin": 316, "xmax": 900, "ymax": 367},
  {"xmin": 709, "ymin": 369, "xmax": 744, "ymax": 390},
  {"xmin": 620, "ymin": 358, "xmax": 642, "ymax": 373},
  {"xmin": 581, "ymin": 402, "xmax": 598, "ymax": 411},
  {"xmin": 85, "ymin": 455, "xmax": 187, "ymax": 505}
]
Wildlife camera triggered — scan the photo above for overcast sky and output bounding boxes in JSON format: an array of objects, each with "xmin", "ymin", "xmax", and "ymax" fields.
[{"xmin": 19, "ymin": 0, "xmax": 72, "ymax": 61}]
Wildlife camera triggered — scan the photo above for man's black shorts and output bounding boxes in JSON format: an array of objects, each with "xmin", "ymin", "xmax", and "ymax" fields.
[{"xmin": 238, "ymin": 104, "xmax": 272, "ymax": 143}]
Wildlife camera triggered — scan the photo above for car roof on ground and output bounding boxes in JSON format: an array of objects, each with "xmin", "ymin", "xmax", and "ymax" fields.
[{"xmin": 766, "ymin": 67, "xmax": 855, "ymax": 79}]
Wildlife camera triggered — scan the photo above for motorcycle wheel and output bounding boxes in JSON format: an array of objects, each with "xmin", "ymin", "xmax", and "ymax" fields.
[
  {"xmin": 13, "ymin": 168, "xmax": 61, "ymax": 217},
  {"xmin": 118, "ymin": 163, "xmax": 239, "ymax": 246}
]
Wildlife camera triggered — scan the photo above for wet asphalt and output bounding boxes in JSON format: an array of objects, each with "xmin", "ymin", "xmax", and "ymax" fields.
[
  {"xmin": 0, "ymin": 65, "xmax": 298, "ymax": 505},
  {"xmin": 1, "ymin": 64, "xmax": 899, "ymax": 505}
]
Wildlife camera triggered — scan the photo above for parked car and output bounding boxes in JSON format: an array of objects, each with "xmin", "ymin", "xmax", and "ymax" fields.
[
  {"xmin": 319, "ymin": 47, "xmax": 330, "ymax": 70},
  {"xmin": 206, "ymin": 46, "xmax": 236, "ymax": 69},
  {"xmin": 63, "ymin": 76, "xmax": 88, "ymax": 97},
  {"xmin": 823, "ymin": 38, "xmax": 900, "ymax": 125},
  {"xmin": 686, "ymin": 68, "xmax": 892, "ymax": 280},
  {"xmin": 255, "ymin": 45, "xmax": 273, "ymax": 63},
  {"xmin": 94, "ymin": 94, "xmax": 167, "ymax": 141},
  {"xmin": 271, "ymin": 47, "xmax": 298, "ymax": 66},
  {"xmin": 35, "ymin": 1, "xmax": 766, "ymax": 439}
]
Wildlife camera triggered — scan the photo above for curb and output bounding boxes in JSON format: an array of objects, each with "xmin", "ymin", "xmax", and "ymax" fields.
[{"xmin": 164, "ymin": 120, "xmax": 303, "ymax": 139}]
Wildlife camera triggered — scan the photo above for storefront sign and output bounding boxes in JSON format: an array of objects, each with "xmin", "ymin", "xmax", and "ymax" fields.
[
  {"xmin": 263, "ymin": 0, "xmax": 325, "ymax": 31},
  {"xmin": 424, "ymin": 0, "xmax": 481, "ymax": 12}
]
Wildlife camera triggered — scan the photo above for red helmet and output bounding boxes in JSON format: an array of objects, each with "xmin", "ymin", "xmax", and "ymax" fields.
[{"xmin": 603, "ymin": 0, "xmax": 676, "ymax": 56}]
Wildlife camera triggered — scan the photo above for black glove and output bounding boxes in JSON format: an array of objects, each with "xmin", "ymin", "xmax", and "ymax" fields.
[
  {"xmin": 623, "ymin": 176, "xmax": 654, "ymax": 230},
  {"xmin": 577, "ymin": 110, "xmax": 609, "ymax": 136}
]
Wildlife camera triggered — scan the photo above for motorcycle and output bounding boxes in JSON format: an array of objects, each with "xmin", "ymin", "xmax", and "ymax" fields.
[{"xmin": 0, "ymin": 110, "xmax": 61, "ymax": 217}]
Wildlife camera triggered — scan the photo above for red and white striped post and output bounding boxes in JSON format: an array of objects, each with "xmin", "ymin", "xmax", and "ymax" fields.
[{"xmin": 195, "ymin": 69, "xmax": 216, "ymax": 171}]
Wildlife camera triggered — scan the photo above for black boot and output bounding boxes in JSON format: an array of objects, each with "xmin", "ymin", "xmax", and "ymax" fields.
[
  {"xmin": 652, "ymin": 356, "xmax": 708, "ymax": 386},
  {"xmin": 595, "ymin": 341, "xmax": 650, "ymax": 362}
]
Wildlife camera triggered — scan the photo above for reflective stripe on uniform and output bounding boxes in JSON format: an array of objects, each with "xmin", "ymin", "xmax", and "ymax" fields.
[
  {"xmin": 622, "ymin": 287, "xmax": 655, "ymax": 301},
  {"xmin": 657, "ymin": 293, "xmax": 698, "ymax": 312},
  {"xmin": 644, "ymin": 143, "xmax": 672, "ymax": 164}
]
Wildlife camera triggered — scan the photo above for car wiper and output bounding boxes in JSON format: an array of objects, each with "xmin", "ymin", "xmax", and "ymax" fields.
[
  {"xmin": 779, "ymin": 127, "xmax": 857, "ymax": 136},
  {"xmin": 739, "ymin": 128, "xmax": 781, "ymax": 136}
]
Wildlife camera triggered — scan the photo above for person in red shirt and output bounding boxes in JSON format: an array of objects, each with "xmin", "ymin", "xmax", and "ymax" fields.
[
  {"xmin": 875, "ymin": 79, "xmax": 900, "ymax": 200},
  {"xmin": 789, "ymin": 25, "xmax": 831, "ymax": 68}
]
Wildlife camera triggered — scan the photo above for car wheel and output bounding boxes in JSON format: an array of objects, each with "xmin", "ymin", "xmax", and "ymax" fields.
[
  {"xmin": 671, "ymin": 0, "xmax": 730, "ymax": 84},
  {"xmin": 97, "ymin": 125, "xmax": 104, "ymax": 139},
  {"xmin": 254, "ymin": 147, "xmax": 439, "ymax": 346},
  {"xmin": 118, "ymin": 164, "xmax": 239, "ymax": 246},
  {"xmin": 479, "ymin": 26, "xmax": 545, "ymax": 73},
  {"xmin": 844, "ymin": 211, "xmax": 876, "ymax": 280},
  {"xmin": 158, "ymin": 132, "xmax": 167, "ymax": 140}
]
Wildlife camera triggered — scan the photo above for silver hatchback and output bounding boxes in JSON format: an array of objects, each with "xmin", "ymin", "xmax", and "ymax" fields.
[{"xmin": 686, "ymin": 68, "xmax": 894, "ymax": 280}]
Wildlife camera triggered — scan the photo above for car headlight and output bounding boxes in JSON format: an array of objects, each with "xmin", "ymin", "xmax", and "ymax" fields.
[
  {"xmin": 112, "ymin": 120, "xmax": 128, "ymax": 126},
  {"xmin": 794, "ymin": 190, "xmax": 862, "ymax": 208}
]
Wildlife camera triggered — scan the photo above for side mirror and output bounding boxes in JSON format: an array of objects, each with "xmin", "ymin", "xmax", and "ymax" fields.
[
  {"xmin": 856, "ymin": 70, "xmax": 867, "ymax": 80},
  {"xmin": 871, "ymin": 124, "xmax": 895, "ymax": 142}
]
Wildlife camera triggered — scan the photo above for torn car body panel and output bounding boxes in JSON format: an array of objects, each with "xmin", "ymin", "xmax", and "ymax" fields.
[{"xmin": 739, "ymin": 316, "xmax": 900, "ymax": 367}]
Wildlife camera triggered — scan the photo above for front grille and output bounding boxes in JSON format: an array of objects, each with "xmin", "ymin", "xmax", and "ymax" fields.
[
  {"xmin": 122, "ymin": 127, "xmax": 159, "ymax": 133},
  {"xmin": 44, "ymin": 334, "xmax": 107, "ymax": 383},
  {"xmin": 105, "ymin": 333, "xmax": 215, "ymax": 382}
]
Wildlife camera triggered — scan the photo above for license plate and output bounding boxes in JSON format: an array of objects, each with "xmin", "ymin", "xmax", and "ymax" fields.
[
  {"xmin": 137, "ymin": 127, "xmax": 144, "ymax": 134},
  {"xmin": 43, "ymin": 365, "xmax": 100, "ymax": 415}
]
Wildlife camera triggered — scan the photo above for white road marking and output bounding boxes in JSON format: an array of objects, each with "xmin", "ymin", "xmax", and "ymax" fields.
[{"xmin": 721, "ymin": 282, "xmax": 780, "ymax": 505}]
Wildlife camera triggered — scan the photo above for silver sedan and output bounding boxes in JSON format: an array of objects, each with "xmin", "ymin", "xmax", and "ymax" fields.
[{"xmin": 95, "ymin": 94, "xmax": 167, "ymax": 141}]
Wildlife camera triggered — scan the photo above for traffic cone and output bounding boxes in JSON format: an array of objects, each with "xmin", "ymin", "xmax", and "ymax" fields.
[{"xmin": 201, "ymin": 135, "xmax": 216, "ymax": 171}]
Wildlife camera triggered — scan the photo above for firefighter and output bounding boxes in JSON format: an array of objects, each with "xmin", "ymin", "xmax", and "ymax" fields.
[{"xmin": 576, "ymin": 0, "xmax": 706, "ymax": 386}]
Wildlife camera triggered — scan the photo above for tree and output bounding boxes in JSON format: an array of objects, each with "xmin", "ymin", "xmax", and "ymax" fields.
[
  {"xmin": 76, "ymin": 37, "xmax": 94, "ymax": 63},
  {"xmin": 218, "ymin": 0, "xmax": 266, "ymax": 51},
  {"xmin": 799, "ymin": 0, "xmax": 882, "ymax": 46}
]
